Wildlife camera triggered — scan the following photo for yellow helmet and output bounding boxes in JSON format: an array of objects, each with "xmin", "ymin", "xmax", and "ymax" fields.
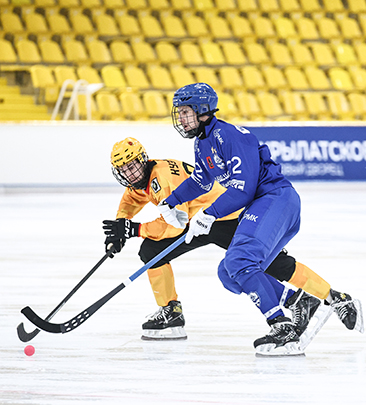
[{"xmin": 110, "ymin": 138, "xmax": 150, "ymax": 189}]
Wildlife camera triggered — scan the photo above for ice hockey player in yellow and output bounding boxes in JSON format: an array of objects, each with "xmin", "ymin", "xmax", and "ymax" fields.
[{"xmin": 103, "ymin": 137, "xmax": 358, "ymax": 341}]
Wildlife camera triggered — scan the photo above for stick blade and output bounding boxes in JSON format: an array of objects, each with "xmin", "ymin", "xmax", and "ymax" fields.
[
  {"xmin": 16, "ymin": 322, "xmax": 40, "ymax": 342},
  {"xmin": 21, "ymin": 306, "xmax": 62, "ymax": 334}
]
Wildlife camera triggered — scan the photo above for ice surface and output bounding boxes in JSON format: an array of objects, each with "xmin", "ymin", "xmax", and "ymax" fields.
[{"xmin": 1, "ymin": 182, "xmax": 365, "ymax": 404}]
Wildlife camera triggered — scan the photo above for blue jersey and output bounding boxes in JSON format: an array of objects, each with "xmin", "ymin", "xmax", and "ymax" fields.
[{"xmin": 166, "ymin": 117, "xmax": 292, "ymax": 219}]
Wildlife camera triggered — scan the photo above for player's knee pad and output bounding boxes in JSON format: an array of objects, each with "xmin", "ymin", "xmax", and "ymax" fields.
[{"xmin": 217, "ymin": 259, "xmax": 243, "ymax": 295}]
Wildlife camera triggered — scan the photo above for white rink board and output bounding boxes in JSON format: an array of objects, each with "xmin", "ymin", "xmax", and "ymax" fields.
[{"xmin": 0, "ymin": 182, "xmax": 365, "ymax": 405}]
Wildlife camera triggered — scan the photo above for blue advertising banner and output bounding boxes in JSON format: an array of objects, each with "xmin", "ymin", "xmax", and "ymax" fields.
[{"xmin": 248, "ymin": 126, "xmax": 366, "ymax": 181}]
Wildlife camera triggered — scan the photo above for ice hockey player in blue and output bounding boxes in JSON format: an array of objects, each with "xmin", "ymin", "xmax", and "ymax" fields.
[{"xmin": 158, "ymin": 83, "xmax": 317, "ymax": 355}]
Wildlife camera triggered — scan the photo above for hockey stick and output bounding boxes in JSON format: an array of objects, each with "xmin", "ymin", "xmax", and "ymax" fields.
[
  {"xmin": 21, "ymin": 234, "xmax": 186, "ymax": 335},
  {"xmin": 17, "ymin": 248, "xmax": 115, "ymax": 342}
]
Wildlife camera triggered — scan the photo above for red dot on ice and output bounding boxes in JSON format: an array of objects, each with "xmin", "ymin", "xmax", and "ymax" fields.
[{"xmin": 24, "ymin": 345, "xmax": 35, "ymax": 356}]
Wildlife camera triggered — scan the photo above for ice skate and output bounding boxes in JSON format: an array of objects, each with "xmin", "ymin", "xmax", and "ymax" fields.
[
  {"xmin": 330, "ymin": 289, "xmax": 364, "ymax": 333},
  {"xmin": 141, "ymin": 300, "xmax": 187, "ymax": 341},
  {"xmin": 254, "ymin": 316, "xmax": 303, "ymax": 356},
  {"xmin": 285, "ymin": 289, "xmax": 321, "ymax": 336}
]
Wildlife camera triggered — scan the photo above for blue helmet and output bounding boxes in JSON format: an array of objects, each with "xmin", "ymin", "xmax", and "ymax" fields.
[
  {"xmin": 172, "ymin": 83, "xmax": 218, "ymax": 115},
  {"xmin": 172, "ymin": 83, "xmax": 218, "ymax": 138}
]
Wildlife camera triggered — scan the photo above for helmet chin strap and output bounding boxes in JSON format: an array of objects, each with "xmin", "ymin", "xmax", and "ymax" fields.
[{"xmin": 195, "ymin": 111, "xmax": 217, "ymax": 139}]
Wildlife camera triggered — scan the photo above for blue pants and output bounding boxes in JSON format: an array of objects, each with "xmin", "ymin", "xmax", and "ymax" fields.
[{"xmin": 218, "ymin": 186, "xmax": 301, "ymax": 320}]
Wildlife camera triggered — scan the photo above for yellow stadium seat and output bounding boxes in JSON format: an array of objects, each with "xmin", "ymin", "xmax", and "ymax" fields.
[
  {"xmin": 147, "ymin": 65, "xmax": 175, "ymax": 90},
  {"xmin": 96, "ymin": 93, "xmax": 123, "ymax": 119},
  {"xmin": 289, "ymin": 42, "xmax": 314, "ymax": 66},
  {"xmin": 30, "ymin": 64, "xmax": 58, "ymax": 103},
  {"xmin": 316, "ymin": 17, "xmax": 341, "ymax": 40},
  {"xmin": 54, "ymin": 65, "xmax": 78, "ymax": 87},
  {"xmin": 110, "ymin": 41, "xmax": 134, "ymax": 64},
  {"xmin": 218, "ymin": 67, "xmax": 243, "ymax": 90},
  {"xmin": 332, "ymin": 43, "xmax": 358, "ymax": 65},
  {"xmin": 220, "ymin": 42, "xmax": 247, "ymax": 66},
  {"xmin": 125, "ymin": 0, "xmax": 147, "ymax": 9},
  {"xmin": 58, "ymin": 0, "xmax": 80, "ymax": 6},
  {"xmin": 200, "ymin": 41, "xmax": 225, "ymax": 66},
  {"xmin": 124, "ymin": 65, "xmax": 151, "ymax": 89},
  {"xmin": 284, "ymin": 67, "xmax": 310, "ymax": 90},
  {"xmin": 354, "ymin": 42, "xmax": 366, "ymax": 65},
  {"xmin": 262, "ymin": 66, "xmax": 288, "ymax": 90},
  {"xmin": 192, "ymin": 0, "xmax": 214, "ymax": 11},
  {"xmin": 143, "ymin": 90, "xmax": 169, "ymax": 119},
  {"xmin": 156, "ymin": 41, "xmax": 180, "ymax": 64},
  {"xmin": 268, "ymin": 42, "xmax": 294, "ymax": 66},
  {"xmin": 348, "ymin": 0, "xmax": 366, "ymax": 13},
  {"xmin": 328, "ymin": 67, "xmax": 354, "ymax": 91},
  {"xmin": 24, "ymin": 13, "xmax": 48, "ymax": 34},
  {"xmin": 131, "ymin": 40, "xmax": 157, "ymax": 64},
  {"xmin": 298, "ymin": 0, "xmax": 322, "ymax": 12},
  {"xmin": 95, "ymin": 14, "xmax": 120, "ymax": 37},
  {"xmin": 148, "ymin": 0, "xmax": 170, "ymax": 9},
  {"xmin": 193, "ymin": 67, "xmax": 220, "ymax": 89},
  {"xmin": 138, "ymin": 13, "xmax": 165, "ymax": 40},
  {"xmin": 279, "ymin": 91, "xmax": 308, "ymax": 118},
  {"xmin": 359, "ymin": 15, "xmax": 366, "ymax": 36},
  {"xmin": 216, "ymin": 91, "xmax": 239, "ymax": 120},
  {"xmin": 294, "ymin": 17, "xmax": 320, "ymax": 41},
  {"xmin": 244, "ymin": 42, "xmax": 270, "ymax": 65},
  {"xmin": 325, "ymin": 92, "xmax": 353, "ymax": 120},
  {"xmin": 63, "ymin": 39, "xmax": 89, "ymax": 65},
  {"xmin": 39, "ymin": 40, "xmax": 65, "ymax": 64},
  {"xmin": 348, "ymin": 66, "xmax": 366, "ymax": 91},
  {"xmin": 119, "ymin": 90, "xmax": 147, "ymax": 120},
  {"xmin": 104, "ymin": 0, "xmax": 125, "ymax": 7},
  {"xmin": 237, "ymin": 0, "xmax": 258, "ymax": 12},
  {"xmin": 184, "ymin": 14, "xmax": 210, "ymax": 37},
  {"xmin": 206, "ymin": 15, "xmax": 233, "ymax": 40},
  {"xmin": 302, "ymin": 93, "xmax": 330, "ymax": 118},
  {"xmin": 160, "ymin": 14, "xmax": 188, "ymax": 39},
  {"xmin": 85, "ymin": 40, "xmax": 112, "ymax": 65},
  {"xmin": 34, "ymin": 0, "xmax": 56, "ymax": 5},
  {"xmin": 273, "ymin": 16, "xmax": 297, "ymax": 39},
  {"xmin": 256, "ymin": 92, "xmax": 284, "ymax": 118},
  {"xmin": 304, "ymin": 66, "xmax": 331, "ymax": 90},
  {"xmin": 241, "ymin": 66, "xmax": 266, "ymax": 91},
  {"xmin": 170, "ymin": 0, "xmax": 192, "ymax": 11},
  {"xmin": 70, "ymin": 14, "xmax": 95, "ymax": 35},
  {"xmin": 1, "ymin": 13, "xmax": 25, "ymax": 34},
  {"xmin": 278, "ymin": 0, "xmax": 301, "ymax": 12},
  {"xmin": 309, "ymin": 43, "xmax": 336, "ymax": 67},
  {"xmin": 100, "ymin": 65, "xmax": 127, "ymax": 89},
  {"xmin": 258, "ymin": 0, "xmax": 280, "ymax": 12},
  {"xmin": 16, "ymin": 39, "xmax": 42, "ymax": 64},
  {"xmin": 76, "ymin": 93, "xmax": 100, "ymax": 120},
  {"xmin": 252, "ymin": 16, "xmax": 276, "ymax": 39},
  {"xmin": 338, "ymin": 17, "xmax": 363, "ymax": 40},
  {"xmin": 348, "ymin": 93, "xmax": 366, "ymax": 118},
  {"xmin": 179, "ymin": 42, "xmax": 205, "ymax": 66},
  {"xmin": 80, "ymin": 0, "xmax": 102, "ymax": 7},
  {"xmin": 169, "ymin": 65, "xmax": 195, "ymax": 88},
  {"xmin": 0, "ymin": 39, "xmax": 18, "ymax": 63},
  {"xmin": 48, "ymin": 14, "xmax": 72, "ymax": 34},
  {"xmin": 116, "ymin": 13, "xmax": 141, "ymax": 37},
  {"xmin": 322, "ymin": 0, "xmax": 344, "ymax": 12},
  {"xmin": 226, "ymin": 14, "xmax": 254, "ymax": 39},
  {"xmin": 216, "ymin": 0, "xmax": 236, "ymax": 11},
  {"xmin": 235, "ymin": 91, "xmax": 263, "ymax": 119},
  {"xmin": 77, "ymin": 66, "xmax": 102, "ymax": 84}
]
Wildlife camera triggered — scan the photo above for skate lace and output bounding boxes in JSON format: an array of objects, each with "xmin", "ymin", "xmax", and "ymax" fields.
[
  {"xmin": 147, "ymin": 306, "xmax": 170, "ymax": 323},
  {"xmin": 269, "ymin": 322, "xmax": 290, "ymax": 337},
  {"xmin": 332, "ymin": 299, "xmax": 352, "ymax": 321}
]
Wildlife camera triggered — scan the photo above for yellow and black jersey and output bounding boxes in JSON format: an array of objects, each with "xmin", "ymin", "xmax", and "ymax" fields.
[{"xmin": 116, "ymin": 159, "xmax": 242, "ymax": 241}]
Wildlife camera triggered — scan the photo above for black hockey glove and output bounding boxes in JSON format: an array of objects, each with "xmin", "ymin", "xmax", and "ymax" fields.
[
  {"xmin": 103, "ymin": 218, "xmax": 140, "ymax": 241},
  {"xmin": 104, "ymin": 236, "xmax": 126, "ymax": 257}
]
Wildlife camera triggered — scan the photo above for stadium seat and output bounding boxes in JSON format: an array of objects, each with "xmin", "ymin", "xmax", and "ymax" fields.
[
  {"xmin": 279, "ymin": 91, "xmax": 308, "ymax": 119},
  {"xmin": 200, "ymin": 41, "xmax": 226, "ymax": 66},
  {"xmin": 294, "ymin": 17, "xmax": 320, "ymax": 41},
  {"xmin": 160, "ymin": 13, "xmax": 188, "ymax": 39},
  {"xmin": 192, "ymin": 0, "xmax": 215, "ymax": 11},
  {"xmin": 332, "ymin": 43, "xmax": 358, "ymax": 66},
  {"xmin": 237, "ymin": 0, "xmax": 258, "ymax": 12},
  {"xmin": 252, "ymin": 16, "xmax": 276, "ymax": 39},
  {"xmin": 338, "ymin": 17, "xmax": 363, "ymax": 40},
  {"xmin": 226, "ymin": 13, "xmax": 254, "ymax": 39},
  {"xmin": 244, "ymin": 42, "xmax": 270, "ymax": 65},
  {"xmin": 273, "ymin": 16, "xmax": 298, "ymax": 40},
  {"xmin": 155, "ymin": 41, "xmax": 180, "ymax": 64},
  {"xmin": 298, "ymin": 0, "xmax": 322, "ymax": 13},
  {"xmin": 184, "ymin": 14, "xmax": 210, "ymax": 38},
  {"xmin": 131, "ymin": 40, "xmax": 157, "ymax": 64},
  {"xmin": 30, "ymin": 64, "xmax": 59, "ymax": 103},
  {"xmin": 179, "ymin": 42, "xmax": 205, "ymax": 66},
  {"xmin": 304, "ymin": 66, "xmax": 331, "ymax": 90},
  {"xmin": 216, "ymin": 91, "xmax": 239, "ymax": 120},
  {"xmin": 138, "ymin": 13, "xmax": 165, "ymax": 40},
  {"xmin": 169, "ymin": 65, "xmax": 195, "ymax": 88},
  {"xmin": 316, "ymin": 17, "xmax": 341, "ymax": 40},
  {"xmin": 302, "ymin": 93, "xmax": 330, "ymax": 119},
  {"xmin": 123, "ymin": 65, "xmax": 151, "ymax": 89},
  {"xmin": 0, "ymin": 39, "xmax": 18, "ymax": 63},
  {"xmin": 348, "ymin": 93, "xmax": 366, "ymax": 118},
  {"xmin": 119, "ymin": 90, "xmax": 148, "ymax": 120},
  {"xmin": 76, "ymin": 94, "xmax": 101, "ymax": 120},
  {"xmin": 116, "ymin": 13, "xmax": 141, "ymax": 37},
  {"xmin": 348, "ymin": 0, "xmax": 366, "ymax": 13},
  {"xmin": 354, "ymin": 42, "xmax": 366, "ymax": 65},
  {"xmin": 69, "ymin": 13, "xmax": 95, "ymax": 35},
  {"xmin": 143, "ymin": 91, "xmax": 169, "ymax": 119},
  {"xmin": 278, "ymin": 0, "xmax": 301, "ymax": 13},
  {"xmin": 218, "ymin": 66, "xmax": 243, "ymax": 90},
  {"xmin": 268, "ymin": 42, "xmax": 294, "ymax": 67},
  {"xmin": 289, "ymin": 42, "xmax": 315, "ymax": 66},
  {"xmin": 148, "ymin": 0, "xmax": 170, "ymax": 10},
  {"xmin": 258, "ymin": 0, "xmax": 280, "ymax": 12},
  {"xmin": 77, "ymin": 66, "xmax": 102, "ymax": 84},
  {"xmin": 262, "ymin": 66, "xmax": 288, "ymax": 90},
  {"xmin": 170, "ymin": 0, "xmax": 192, "ymax": 11},
  {"xmin": 1, "ymin": 13, "xmax": 25, "ymax": 34},
  {"xmin": 325, "ymin": 92, "xmax": 353, "ymax": 120},
  {"xmin": 95, "ymin": 14, "xmax": 120, "ymax": 37},
  {"xmin": 147, "ymin": 65, "xmax": 175, "ymax": 90},
  {"xmin": 48, "ymin": 14, "xmax": 72, "ymax": 35},
  {"xmin": 193, "ymin": 67, "xmax": 220, "ymax": 89},
  {"xmin": 63, "ymin": 39, "xmax": 89, "ymax": 65},
  {"xmin": 24, "ymin": 12, "xmax": 49, "ymax": 34},
  {"xmin": 16, "ymin": 39, "xmax": 42, "ymax": 64},
  {"xmin": 322, "ymin": 0, "xmax": 344, "ymax": 12},
  {"xmin": 125, "ymin": 0, "xmax": 148, "ymax": 10},
  {"xmin": 85, "ymin": 40, "xmax": 112, "ymax": 65},
  {"xmin": 96, "ymin": 93, "xmax": 123, "ymax": 119},
  {"xmin": 348, "ymin": 66, "xmax": 366, "ymax": 90},
  {"xmin": 309, "ymin": 43, "xmax": 337, "ymax": 67},
  {"xmin": 206, "ymin": 15, "xmax": 233, "ymax": 40},
  {"xmin": 54, "ymin": 65, "xmax": 78, "ymax": 87},
  {"xmin": 328, "ymin": 67, "xmax": 354, "ymax": 91},
  {"xmin": 100, "ymin": 65, "xmax": 127, "ymax": 89},
  {"xmin": 110, "ymin": 41, "xmax": 134, "ymax": 65},
  {"xmin": 256, "ymin": 92, "xmax": 285, "ymax": 119},
  {"xmin": 215, "ymin": 0, "xmax": 237, "ymax": 12},
  {"xmin": 220, "ymin": 42, "xmax": 247, "ymax": 66},
  {"xmin": 241, "ymin": 66, "xmax": 266, "ymax": 91},
  {"xmin": 284, "ymin": 67, "xmax": 310, "ymax": 90},
  {"xmin": 235, "ymin": 91, "xmax": 263, "ymax": 120},
  {"xmin": 39, "ymin": 40, "xmax": 65, "ymax": 64}
]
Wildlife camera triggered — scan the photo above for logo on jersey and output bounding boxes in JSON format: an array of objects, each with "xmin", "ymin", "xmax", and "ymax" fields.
[
  {"xmin": 242, "ymin": 212, "xmax": 258, "ymax": 222},
  {"xmin": 206, "ymin": 156, "xmax": 214, "ymax": 169},
  {"xmin": 213, "ymin": 128, "xmax": 224, "ymax": 144},
  {"xmin": 150, "ymin": 177, "xmax": 161, "ymax": 193},
  {"xmin": 249, "ymin": 291, "xmax": 261, "ymax": 307}
]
